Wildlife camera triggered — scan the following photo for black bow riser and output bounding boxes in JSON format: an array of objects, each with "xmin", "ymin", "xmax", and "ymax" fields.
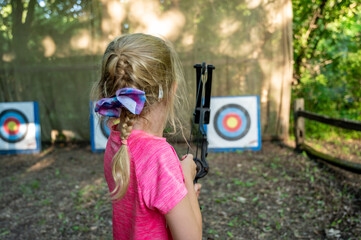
[
  {"xmin": 192, "ymin": 63, "xmax": 215, "ymax": 182},
  {"xmin": 194, "ymin": 63, "xmax": 215, "ymax": 124}
]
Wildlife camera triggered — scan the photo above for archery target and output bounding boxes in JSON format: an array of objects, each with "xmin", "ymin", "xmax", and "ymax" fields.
[
  {"xmin": 207, "ymin": 96, "xmax": 261, "ymax": 151},
  {"xmin": 0, "ymin": 102, "xmax": 41, "ymax": 154},
  {"xmin": 90, "ymin": 102, "xmax": 111, "ymax": 152},
  {"xmin": 0, "ymin": 109, "xmax": 28, "ymax": 143}
]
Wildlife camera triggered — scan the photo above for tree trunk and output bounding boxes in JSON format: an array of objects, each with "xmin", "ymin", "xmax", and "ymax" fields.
[{"xmin": 11, "ymin": 0, "xmax": 36, "ymax": 63}]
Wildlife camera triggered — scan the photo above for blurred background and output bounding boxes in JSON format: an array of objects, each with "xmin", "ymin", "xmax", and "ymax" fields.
[
  {"xmin": 0, "ymin": 0, "xmax": 360, "ymax": 142},
  {"xmin": 0, "ymin": 0, "xmax": 294, "ymax": 142}
]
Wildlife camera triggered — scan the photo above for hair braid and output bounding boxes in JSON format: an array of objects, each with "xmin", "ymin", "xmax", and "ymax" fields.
[
  {"xmin": 120, "ymin": 113, "xmax": 136, "ymax": 141},
  {"xmin": 109, "ymin": 110, "xmax": 137, "ymax": 200},
  {"xmin": 108, "ymin": 53, "xmax": 138, "ymax": 200},
  {"xmin": 101, "ymin": 53, "xmax": 134, "ymax": 98}
]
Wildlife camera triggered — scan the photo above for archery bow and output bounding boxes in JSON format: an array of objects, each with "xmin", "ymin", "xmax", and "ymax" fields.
[{"xmin": 187, "ymin": 62, "xmax": 215, "ymax": 183}]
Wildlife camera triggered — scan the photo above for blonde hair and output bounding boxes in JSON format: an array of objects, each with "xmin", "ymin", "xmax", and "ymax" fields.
[{"xmin": 93, "ymin": 33, "xmax": 185, "ymax": 200}]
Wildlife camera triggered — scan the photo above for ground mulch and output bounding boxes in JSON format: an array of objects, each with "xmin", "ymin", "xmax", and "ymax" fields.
[{"xmin": 1, "ymin": 142, "xmax": 360, "ymax": 239}]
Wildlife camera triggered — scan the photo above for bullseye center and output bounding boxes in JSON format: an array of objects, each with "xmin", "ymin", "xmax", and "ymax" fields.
[
  {"xmin": 4, "ymin": 117, "xmax": 21, "ymax": 135},
  {"xmin": 222, "ymin": 113, "xmax": 242, "ymax": 132},
  {"xmin": 7, "ymin": 121, "xmax": 18, "ymax": 132},
  {"xmin": 226, "ymin": 117, "xmax": 238, "ymax": 129}
]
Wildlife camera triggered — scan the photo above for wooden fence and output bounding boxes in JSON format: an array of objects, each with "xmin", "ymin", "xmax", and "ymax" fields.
[{"xmin": 294, "ymin": 98, "xmax": 361, "ymax": 174}]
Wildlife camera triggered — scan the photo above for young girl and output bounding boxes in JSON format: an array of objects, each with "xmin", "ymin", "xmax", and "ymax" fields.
[{"xmin": 93, "ymin": 33, "xmax": 202, "ymax": 239}]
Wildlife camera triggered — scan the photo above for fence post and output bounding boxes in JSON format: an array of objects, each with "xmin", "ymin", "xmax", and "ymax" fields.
[{"xmin": 294, "ymin": 98, "xmax": 305, "ymax": 149}]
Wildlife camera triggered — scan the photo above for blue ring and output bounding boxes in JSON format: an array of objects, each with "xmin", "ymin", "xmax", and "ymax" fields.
[{"xmin": 216, "ymin": 107, "xmax": 248, "ymax": 138}]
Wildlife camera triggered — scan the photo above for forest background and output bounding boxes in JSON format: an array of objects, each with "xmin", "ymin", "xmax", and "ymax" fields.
[
  {"xmin": 0, "ymin": 0, "xmax": 360, "ymax": 142},
  {"xmin": 292, "ymin": 0, "xmax": 360, "ymax": 140}
]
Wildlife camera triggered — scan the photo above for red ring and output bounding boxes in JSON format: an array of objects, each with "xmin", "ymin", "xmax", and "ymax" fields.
[
  {"xmin": 222, "ymin": 113, "xmax": 242, "ymax": 132},
  {"xmin": 4, "ymin": 117, "xmax": 20, "ymax": 135}
]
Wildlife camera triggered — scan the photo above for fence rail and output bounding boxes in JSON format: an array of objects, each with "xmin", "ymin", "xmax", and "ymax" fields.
[
  {"xmin": 296, "ymin": 110, "xmax": 361, "ymax": 131},
  {"xmin": 293, "ymin": 98, "xmax": 361, "ymax": 174}
]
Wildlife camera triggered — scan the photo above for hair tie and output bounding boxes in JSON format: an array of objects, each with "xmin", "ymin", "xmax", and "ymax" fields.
[
  {"xmin": 95, "ymin": 87, "xmax": 146, "ymax": 117},
  {"xmin": 121, "ymin": 139, "xmax": 127, "ymax": 145}
]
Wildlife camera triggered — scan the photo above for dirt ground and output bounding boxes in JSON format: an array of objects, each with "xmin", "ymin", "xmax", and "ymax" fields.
[{"xmin": 1, "ymin": 142, "xmax": 360, "ymax": 240}]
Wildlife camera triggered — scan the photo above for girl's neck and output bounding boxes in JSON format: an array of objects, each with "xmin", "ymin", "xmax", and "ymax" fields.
[{"xmin": 132, "ymin": 102, "xmax": 167, "ymax": 138}]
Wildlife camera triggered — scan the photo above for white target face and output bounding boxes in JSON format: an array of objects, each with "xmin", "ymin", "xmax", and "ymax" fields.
[
  {"xmin": 207, "ymin": 96, "xmax": 261, "ymax": 151},
  {"xmin": 90, "ymin": 102, "xmax": 111, "ymax": 152},
  {"xmin": 0, "ymin": 102, "xmax": 41, "ymax": 154}
]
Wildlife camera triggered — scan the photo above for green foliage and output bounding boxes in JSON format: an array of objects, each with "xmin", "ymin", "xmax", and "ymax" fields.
[
  {"xmin": 0, "ymin": 0, "xmax": 101, "ymax": 62},
  {"xmin": 292, "ymin": 0, "xmax": 361, "ymax": 139}
]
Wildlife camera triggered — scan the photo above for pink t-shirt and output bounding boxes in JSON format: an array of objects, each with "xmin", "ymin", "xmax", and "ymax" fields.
[{"xmin": 104, "ymin": 128, "xmax": 188, "ymax": 240}]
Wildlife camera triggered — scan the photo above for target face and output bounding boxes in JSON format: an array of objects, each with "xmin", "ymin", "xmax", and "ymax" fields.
[
  {"xmin": 0, "ymin": 102, "xmax": 41, "ymax": 154},
  {"xmin": 207, "ymin": 96, "xmax": 261, "ymax": 152},
  {"xmin": 0, "ymin": 109, "xmax": 29, "ymax": 143},
  {"xmin": 214, "ymin": 104, "xmax": 250, "ymax": 141},
  {"xmin": 90, "ymin": 102, "xmax": 111, "ymax": 152}
]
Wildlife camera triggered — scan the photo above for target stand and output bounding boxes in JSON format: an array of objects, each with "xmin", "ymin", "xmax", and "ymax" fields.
[
  {"xmin": 90, "ymin": 102, "xmax": 111, "ymax": 152},
  {"xmin": 207, "ymin": 96, "xmax": 261, "ymax": 152},
  {"xmin": 0, "ymin": 102, "xmax": 41, "ymax": 154}
]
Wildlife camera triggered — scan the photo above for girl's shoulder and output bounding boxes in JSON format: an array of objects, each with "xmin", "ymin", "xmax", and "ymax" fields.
[
  {"xmin": 129, "ymin": 130, "xmax": 186, "ymax": 214},
  {"xmin": 130, "ymin": 129, "xmax": 166, "ymax": 142},
  {"xmin": 108, "ymin": 126, "xmax": 167, "ymax": 147},
  {"xmin": 129, "ymin": 129, "xmax": 177, "ymax": 159},
  {"xmin": 129, "ymin": 129, "xmax": 167, "ymax": 148}
]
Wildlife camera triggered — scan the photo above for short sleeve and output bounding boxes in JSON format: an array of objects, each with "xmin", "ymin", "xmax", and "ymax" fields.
[{"xmin": 137, "ymin": 143, "xmax": 188, "ymax": 214}]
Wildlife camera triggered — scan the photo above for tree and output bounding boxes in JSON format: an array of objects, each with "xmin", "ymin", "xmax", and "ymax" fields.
[{"xmin": 292, "ymin": 0, "xmax": 361, "ymax": 138}]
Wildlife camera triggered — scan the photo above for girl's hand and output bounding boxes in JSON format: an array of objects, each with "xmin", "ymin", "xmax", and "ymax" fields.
[
  {"xmin": 194, "ymin": 183, "xmax": 202, "ymax": 198},
  {"xmin": 180, "ymin": 154, "xmax": 197, "ymax": 182}
]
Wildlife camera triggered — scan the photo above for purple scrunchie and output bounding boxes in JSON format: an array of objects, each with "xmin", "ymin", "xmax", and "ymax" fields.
[{"xmin": 94, "ymin": 88, "xmax": 146, "ymax": 117}]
